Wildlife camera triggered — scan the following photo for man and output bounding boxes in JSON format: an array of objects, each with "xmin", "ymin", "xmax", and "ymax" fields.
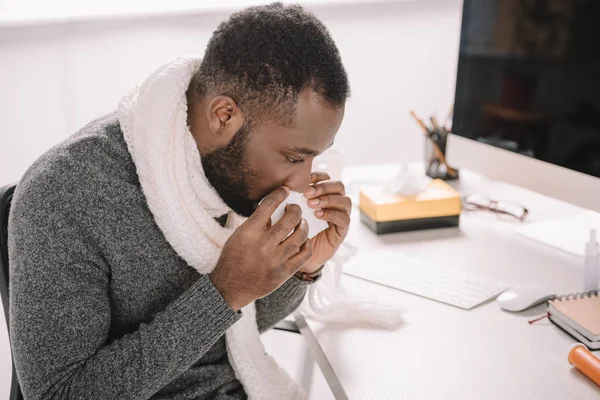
[{"xmin": 8, "ymin": 2, "xmax": 350, "ymax": 399}]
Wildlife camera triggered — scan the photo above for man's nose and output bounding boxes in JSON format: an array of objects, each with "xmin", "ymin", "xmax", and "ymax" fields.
[{"xmin": 285, "ymin": 162, "xmax": 313, "ymax": 194}]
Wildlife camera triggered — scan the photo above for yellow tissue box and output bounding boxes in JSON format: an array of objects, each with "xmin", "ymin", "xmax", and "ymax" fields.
[{"xmin": 359, "ymin": 179, "xmax": 462, "ymax": 234}]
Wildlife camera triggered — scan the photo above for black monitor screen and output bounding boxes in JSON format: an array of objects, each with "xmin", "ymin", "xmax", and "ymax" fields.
[{"xmin": 453, "ymin": 0, "xmax": 600, "ymax": 178}]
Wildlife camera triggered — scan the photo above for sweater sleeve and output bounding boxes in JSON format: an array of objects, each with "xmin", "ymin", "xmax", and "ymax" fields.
[
  {"xmin": 8, "ymin": 179, "xmax": 240, "ymax": 400},
  {"xmin": 254, "ymin": 276, "xmax": 310, "ymax": 333}
]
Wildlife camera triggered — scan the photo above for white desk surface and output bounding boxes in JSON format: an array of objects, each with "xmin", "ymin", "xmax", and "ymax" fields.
[{"xmin": 296, "ymin": 164, "xmax": 600, "ymax": 400}]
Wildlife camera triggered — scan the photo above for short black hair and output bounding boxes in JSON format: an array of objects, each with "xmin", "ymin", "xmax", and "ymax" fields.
[{"xmin": 189, "ymin": 2, "xmax": 350, "ymax": 126}]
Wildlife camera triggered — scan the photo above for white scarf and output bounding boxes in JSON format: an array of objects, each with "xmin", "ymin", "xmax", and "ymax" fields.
[{"xmin": 118, "ymin": 57, "xmax": 307, "ymax": 400}]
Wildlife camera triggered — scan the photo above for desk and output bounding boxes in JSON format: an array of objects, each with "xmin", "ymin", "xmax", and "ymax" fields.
[{"xmin": 295, "ymin": 164, "xmax": 600, "ymax": 400}]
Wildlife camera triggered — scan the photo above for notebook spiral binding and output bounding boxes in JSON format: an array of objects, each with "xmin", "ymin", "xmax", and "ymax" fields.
[{"xmin": 554, "ymin": 290, "xmax": 599, "ymax": 301}]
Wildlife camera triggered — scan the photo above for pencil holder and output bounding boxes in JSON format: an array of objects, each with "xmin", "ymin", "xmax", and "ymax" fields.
[{"xmin": 424, "ymin": 134, "xmax": 459, "ymax": 180}]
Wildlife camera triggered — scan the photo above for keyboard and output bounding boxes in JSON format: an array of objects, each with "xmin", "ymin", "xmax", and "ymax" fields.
[{"xmin": 343, "ymin": 250, "xmax": 506, "ymax": 310}]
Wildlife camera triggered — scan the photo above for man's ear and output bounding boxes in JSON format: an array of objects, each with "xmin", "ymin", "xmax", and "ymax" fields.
[{"xmin": 206, "ymin": 96, "xmax": 244, "ymax": 145}]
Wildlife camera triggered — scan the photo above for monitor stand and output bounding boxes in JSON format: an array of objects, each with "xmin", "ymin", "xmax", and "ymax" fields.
[{"xmin": 517, "ymin": 210, "xmax": 600, "ymax": 257}]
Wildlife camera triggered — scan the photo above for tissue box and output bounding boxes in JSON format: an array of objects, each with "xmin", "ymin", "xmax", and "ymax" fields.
[{"xmin": 359, "ymin": 179, "xmax": 461, "ymax": 234}]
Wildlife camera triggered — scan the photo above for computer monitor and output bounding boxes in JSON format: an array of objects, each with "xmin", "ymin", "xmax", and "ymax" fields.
[
  {"xmin": 448, "ymin": 0, "xmax": 600, "ymax": 214},
  {"xmin": 447, "ymin": 0, "xmax": 600, "ymax": 256}
]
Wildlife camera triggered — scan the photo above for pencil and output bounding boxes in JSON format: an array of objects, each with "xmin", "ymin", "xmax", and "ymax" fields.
[{"xmin": 409, "ymin": 110, "xmax": 432, "ymax": 136}]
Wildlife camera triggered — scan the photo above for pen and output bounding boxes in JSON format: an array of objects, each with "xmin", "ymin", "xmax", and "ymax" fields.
[
  {"xmin": 409, "ymin": 111, "xmax": 457, "ymax": 178},
  {"xmin": 443, "ymin": 104, "xmax": 454, "ymax": 132},
  {"xmin": 429, "ymin": 116, "xmax": 441, "ymax": 132},
  {"xmin": 429, "ymin": 116, "xmax": 445, "ymax": 144}
]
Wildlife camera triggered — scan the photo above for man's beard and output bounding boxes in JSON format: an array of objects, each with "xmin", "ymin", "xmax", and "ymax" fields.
[{"xmin": 201, "ymin": 122, "xmax": 259, "ymax": 218}]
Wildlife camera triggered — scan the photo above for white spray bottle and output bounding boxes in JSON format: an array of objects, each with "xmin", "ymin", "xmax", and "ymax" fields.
[{"xmin": 584, "ymin": 229, "xmax": 599, "ymax": 292}]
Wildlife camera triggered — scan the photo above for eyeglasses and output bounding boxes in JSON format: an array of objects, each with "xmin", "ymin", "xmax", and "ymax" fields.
[{"xmin": 462, "ymin": 195, "xmax": 529, "ymax": 221}]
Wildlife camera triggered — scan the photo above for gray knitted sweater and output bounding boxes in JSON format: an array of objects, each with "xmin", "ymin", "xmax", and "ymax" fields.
[{"xmin": 8, "ymin": 113, "xmax": 310, "ymax": 400}]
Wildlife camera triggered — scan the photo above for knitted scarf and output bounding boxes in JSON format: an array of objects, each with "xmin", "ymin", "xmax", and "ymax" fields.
[{"xmin": 118, "ymin": 57, "xmax": 306, "ymax": 400}]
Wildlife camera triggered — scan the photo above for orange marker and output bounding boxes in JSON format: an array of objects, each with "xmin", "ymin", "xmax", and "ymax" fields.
[{"xmin": 568, "ymin": 344, "xmax": 600, "ymax": 386}]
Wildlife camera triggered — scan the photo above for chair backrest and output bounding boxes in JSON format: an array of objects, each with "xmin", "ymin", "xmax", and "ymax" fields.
[
  {"xmin": 0, "ymin": 183, "xmax": 16, "ymax": 328},
  {"xmin": 0, "ymin": 183, "xmax": 24, "ymax": 400}
]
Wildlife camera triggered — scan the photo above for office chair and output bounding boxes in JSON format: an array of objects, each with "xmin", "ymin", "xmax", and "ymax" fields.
[{"xmin": 0, "ymin": 183, "xmax": 23, "ymax": 400}]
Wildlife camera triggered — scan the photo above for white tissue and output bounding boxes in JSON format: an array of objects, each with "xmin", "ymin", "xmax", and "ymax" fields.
[
  {"xmin": 300, "ymin": 241, "xmax": 407, "ymax": 330},
  {"xmin": 270, "ymin": 191, "xmax": 329, "ymax": 239},
  {"xmin": 387, "ymin": 164, "xmax": 430, "ymax": 196}
]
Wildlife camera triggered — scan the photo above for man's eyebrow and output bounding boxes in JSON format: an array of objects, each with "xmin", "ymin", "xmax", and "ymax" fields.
[
  {"xmin": 290, "ymin": 147, "xmax": 320, "ymax": 156},
  {"xmin": 289, "ymin": 141, "xmax": 335, "ymax": 156}
]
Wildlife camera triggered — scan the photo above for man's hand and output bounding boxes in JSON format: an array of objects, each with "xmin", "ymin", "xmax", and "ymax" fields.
[
  {"xmin": 209, "ymin": 186, "xmax": 313, "ymax": 311},
  {"xmin": 301, "ymin": 172, "xmax": 352, "ymax": 273}
]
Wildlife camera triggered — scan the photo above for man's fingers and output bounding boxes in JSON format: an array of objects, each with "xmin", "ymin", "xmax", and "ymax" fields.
[
  {"xmin": 269, "ymin": 204, "xmax": 302, "ymax": 243},
  {"xmin": 285, "ymin": 238, "xmax": 314, "ymax": 275},
  {"xmin": 278, "ymin": 218, "xmax": 309, "ymax": 259},
  {"xmin": 304, "ymin": 172, "xmax": 333, "ymax": 198},
  {"xmin": 305, "ymin": 181, "xmax": 345, "ymax": 199},
  {"xmin": 308, "ymin": 194, "xmax": 351, "ymax": 214},
  {"xmin": 247, "ymin": 186, "xmax": 289, "ymax": 228},
  {"xmin": 310, "ymin": 171, "xmax": 331, "ymax": 184},
  {"xmin": 316, "ymin": 209, "xmax": 350, "ymax": 237}
]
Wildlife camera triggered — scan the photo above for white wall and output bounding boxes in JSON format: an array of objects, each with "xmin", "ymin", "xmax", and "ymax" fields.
[{"xmin": 0, "ymin": 0, "xmax": 463, "ymax": 185}]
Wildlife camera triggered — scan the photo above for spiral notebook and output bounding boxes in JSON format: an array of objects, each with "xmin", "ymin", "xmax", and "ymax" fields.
[{"xmin": 548, "ymin": 290, "xmax": 600, "ymax": 350}]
